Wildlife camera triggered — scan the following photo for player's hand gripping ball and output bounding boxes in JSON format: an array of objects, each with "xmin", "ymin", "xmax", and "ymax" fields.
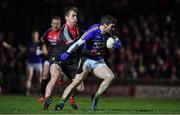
[{"xmin": 106, "ymin": 36, "xmax": 122, "ymax": 49}]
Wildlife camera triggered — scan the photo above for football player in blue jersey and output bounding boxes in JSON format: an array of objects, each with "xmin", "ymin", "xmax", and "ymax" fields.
[{"xmin": 55, "ymin": 15, "xmax": 122, "ymax": 111}]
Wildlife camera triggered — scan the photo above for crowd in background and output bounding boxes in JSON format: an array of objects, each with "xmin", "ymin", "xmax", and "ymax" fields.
[{"xmin": 0, "ymin": 0, "xmax": 179, "ymax": 93}]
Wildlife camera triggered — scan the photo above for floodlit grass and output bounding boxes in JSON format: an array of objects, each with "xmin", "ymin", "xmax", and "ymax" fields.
[{"xmin": 0, "ymin": 95, "xmax": 180, "ymax": 114}]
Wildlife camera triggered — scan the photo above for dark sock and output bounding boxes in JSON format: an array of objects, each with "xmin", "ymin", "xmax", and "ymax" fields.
[{"xmin": 40, "ymin": 79, "xmax": 49, "ymax": 96}]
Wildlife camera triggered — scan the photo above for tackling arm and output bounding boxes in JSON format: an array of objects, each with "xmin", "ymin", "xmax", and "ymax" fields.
[
  {"xmin": 67, "ymin": 39, "xmax": 85, "ymax": 54},
  {"xmin": 60, "ymin": 25, "xmax": 95, "ymax": 60},
  {"xmin": 60, "ymin": 39, "xmax": 85, "ymax": 61}
]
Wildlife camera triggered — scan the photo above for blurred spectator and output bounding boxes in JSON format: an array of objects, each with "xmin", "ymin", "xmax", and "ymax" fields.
[{"xmin": 25, "ymin": 30, "xmax": 43, "ymax": 96}]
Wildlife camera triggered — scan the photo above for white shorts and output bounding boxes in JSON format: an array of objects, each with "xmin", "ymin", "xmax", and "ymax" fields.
[
  {"xmin": 84, "ymin": 58, "xmax": 106, "ymax": 70},
  {"xmin": 27, "ymin": 63, "xmax": 43, "ymax": 72},
  {"xmin": 44, "ymin": 60, "xmax": 50, "ymax": 66}
]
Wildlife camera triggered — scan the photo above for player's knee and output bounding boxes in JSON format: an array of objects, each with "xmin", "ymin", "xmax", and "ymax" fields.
[
  {"xmin": 106, "ymin": 74, "xmax": 114, "ymax": 82},
  {"xmin": 76, "ymin": 84, "xmax": 85, "ymax": 92},
  {"xmin": 50, "ymin": 65, "xmax": 61, "ymax": 77},
  {"xmin": 50, "ymin": 71, "xmax": 60, "ymax": 78},
  {"xmin": 77, "ymin": 86, "xmax": 84, "ymax": 92}
]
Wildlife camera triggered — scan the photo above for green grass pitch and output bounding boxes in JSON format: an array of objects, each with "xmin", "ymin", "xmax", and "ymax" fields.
[{"xmin": 0, "ymin": 95, "xmax": 180, "ymax": 114}]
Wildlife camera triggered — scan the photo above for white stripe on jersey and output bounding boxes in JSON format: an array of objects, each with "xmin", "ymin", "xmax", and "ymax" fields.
[{"xmin": 64, "ymin": 25, "xmax": 73, "ymax": 43}]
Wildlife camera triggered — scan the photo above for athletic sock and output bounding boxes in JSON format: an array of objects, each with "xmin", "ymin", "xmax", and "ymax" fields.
[
  {"xmin": 59, "ymin": 98, "xmax": 65, "ymax": 104},
  {"xmin": 94, "ymin": 92, "xmax": 100, "ymax": 98},
  {"xmin": 40, "ymin": 79, "xmax": 49, "ymax": 96}
]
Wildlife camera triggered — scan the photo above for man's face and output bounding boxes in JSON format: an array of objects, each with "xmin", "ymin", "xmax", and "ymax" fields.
[
  {"xmin": 103, "ymin": 23, "xmax": 115, "ymax": 33},
  {"xmin": 51, "ymin": 19, "xmax": 61, "ymax": 31},
  {"xmin": 65, "ymin": 10, "xmax": 77, "ymax": 25}
]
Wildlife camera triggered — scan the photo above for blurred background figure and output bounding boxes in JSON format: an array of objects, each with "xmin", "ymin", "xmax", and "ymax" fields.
[
  {"xmin": 0, "ymin": 32, "xmax": 16, "ymax": 94},
  {"xmin": 25, "ymin": 30, "xmax": 43, "ymax": 96}
]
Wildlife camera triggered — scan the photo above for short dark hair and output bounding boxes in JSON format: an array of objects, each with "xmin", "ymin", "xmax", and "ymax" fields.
[
  {"xmin": 52, "ymin": 16, "xmax": 61, "ymax": 21},
  {"xmin": 100, "ymin": 15, "xmax": 117, "ymax": 25},
  {"xmin": 64, "ymin": 6, "xmax": 78, "ymax": 17}
]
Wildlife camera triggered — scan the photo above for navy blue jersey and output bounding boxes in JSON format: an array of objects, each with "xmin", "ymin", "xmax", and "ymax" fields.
[
  {"xmin": 81, "ymin": 24, "xmax": 110, "ymax": 60},
  {"xmin": 27, "ymin": 41, "xmax": 43, "ymax": 63}
]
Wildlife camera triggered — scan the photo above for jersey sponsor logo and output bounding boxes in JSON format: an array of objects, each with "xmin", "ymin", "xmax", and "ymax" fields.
[
  {"xmin": 47, "ymin": 30, "xmax": 60, "ymax": 45},
  {"xmin": 49, "ymin": 35, "xmax": 53, "ymax": 38},
  {"xmin": 49, "ymin": 39, "xmax": 57, "ymax": 45},
  {"xmin": 93, "ymin": 40, "xmax": 106, "ymax": 49},
  {"xmin": 48, "ymin": 34, "xmax": 58, "ymax": 40},
  {"xmin": 53, "ymin": 36, "xmax": 58, "ymax": 40}
]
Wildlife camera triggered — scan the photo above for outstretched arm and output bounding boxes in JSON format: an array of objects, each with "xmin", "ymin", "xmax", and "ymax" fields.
[
  {"xmin": 60, "ymin": 39, "xmax": 85, "ymax": 61},
  {"xmin": 67, "ymin": 38, "xmax": 85, "ymax": 54},
  {"xmin": 60, "ymin": 25, "xmax": 95, "ymax": 60}
]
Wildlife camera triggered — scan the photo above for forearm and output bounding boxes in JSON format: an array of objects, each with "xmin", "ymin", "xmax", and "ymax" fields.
[{"xmin": 67, "ymin": 39, "xmax": 85, "ymax": 54}]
